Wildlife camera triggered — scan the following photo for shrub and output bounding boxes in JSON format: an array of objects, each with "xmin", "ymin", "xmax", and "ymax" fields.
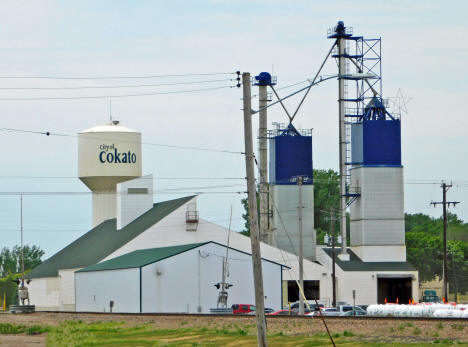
[{"xmin": 26, "ymin": 325, "xmax": 49, "ymax": 335}]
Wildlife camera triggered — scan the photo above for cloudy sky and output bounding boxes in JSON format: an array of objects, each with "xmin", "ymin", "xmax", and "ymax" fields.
[{"xmin": 0, "ymin": 0, "xmax": 466, "ymax": 258}]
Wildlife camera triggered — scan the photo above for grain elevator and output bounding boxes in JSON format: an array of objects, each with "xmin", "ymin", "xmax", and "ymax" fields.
[{"xmin": 269, "ymin": 123, "xmax": 316, "ymax": 260}]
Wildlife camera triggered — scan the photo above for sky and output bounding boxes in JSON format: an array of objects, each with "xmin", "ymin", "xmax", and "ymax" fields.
[{"xmin": 0, "ymin": 0, "xmax": 467, "ymax": 258}]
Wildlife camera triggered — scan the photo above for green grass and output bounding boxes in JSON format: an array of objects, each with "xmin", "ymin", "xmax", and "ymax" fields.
[
  {"xmin": 45, "ymin": 320, "xmax": 468, "ymax": 347},
  {"xmin": 1, "ymin": 320, "xmax": 466, "ymax": 346},
  {"xmin": 0, "ymin": 323, "xmax": 50, "ymax": 335}
]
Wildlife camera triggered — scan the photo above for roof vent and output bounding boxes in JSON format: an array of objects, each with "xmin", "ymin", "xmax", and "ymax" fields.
[{"xmin": 186, "ymin": 202, "xmax": 199, "ymax": 232}]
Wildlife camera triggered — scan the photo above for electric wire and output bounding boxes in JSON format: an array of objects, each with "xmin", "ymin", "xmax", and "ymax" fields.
[
  {"xmin": 0, "ymin": 127, "xmax": 245, "ymax": 155},
  {"xmin": 0, "ymin": 84, "xmax": 234, "ymax": 101},
  {"xmin": 0, "ymin": 174, "xmax": 467, "ymax": 185},
  {"xmin": 0, "ymin": 72, "xmax": 235, "ymax": 80},
  {"xmin": 0, "ymin": 176, "xmax": 245, "ymax": 180},
  {"xmin": 0, "ymin": 191, "xmax": 246, "ymax": 196},
  {"xmin": 0, "ymin": 217, "xmax": 245, "ymax": 233},
  {"xmin": 251, "ymin": 79, "xmax": 309, "ymax": 99},
  {"xmin": 0, "ymin": 78, "xmax": 233, "ymax": 90}
]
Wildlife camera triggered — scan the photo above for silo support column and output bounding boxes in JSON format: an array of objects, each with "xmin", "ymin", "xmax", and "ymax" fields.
[{"xmin": 258, "ymin": 84, "xmax": 269, "ymax": 244}]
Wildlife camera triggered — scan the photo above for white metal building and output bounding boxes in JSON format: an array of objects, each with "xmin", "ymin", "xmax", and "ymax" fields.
[
  {"xmin": 26, "ymin": 121, "xmax": 418, "ymax": 311},
  {"xmin": 75, "ymin": 241, "xmax": 285, "ymax": 313},
  {"xmin": 27, "ymin": 193, "xmax": 330, "ymax": 311}
]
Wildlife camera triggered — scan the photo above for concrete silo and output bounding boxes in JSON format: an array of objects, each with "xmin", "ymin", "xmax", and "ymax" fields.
[
  {"xmin": 269, "ymin": 124, "xmax": 316, "ymax": 260},
  {"xmin": 349, "ymin": 97, "xmax": 405, "ymax": 262},
  {"xmin": 78, "ymin": 121, "xmax": 142, "ymax": 227}
]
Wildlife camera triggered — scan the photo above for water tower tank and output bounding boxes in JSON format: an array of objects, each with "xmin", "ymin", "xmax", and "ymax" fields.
[{"xmin": 78, "ymin": 121, "xmax": 142, "ymax": 226}]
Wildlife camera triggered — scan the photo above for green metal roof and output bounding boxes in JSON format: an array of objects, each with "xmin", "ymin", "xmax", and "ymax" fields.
[
  {"xmin": 77, "ymin": 241, "xmax": 289, "ymax": 273},
  {"xmin": 77, "ymin": 242, "xmax": 209, "ymax": 272},
  {"xmin": 27, "ymin": 196, "xmax": 195, "ymax": 279},
  {"xmin": 322, "ymin": 248, "xmax": 416, "ymax": 272}
]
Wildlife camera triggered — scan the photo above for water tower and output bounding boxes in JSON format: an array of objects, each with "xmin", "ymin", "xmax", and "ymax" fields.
[{"xmin": 78, "ymin": 121, "xmax": 142, "ymax": 227}]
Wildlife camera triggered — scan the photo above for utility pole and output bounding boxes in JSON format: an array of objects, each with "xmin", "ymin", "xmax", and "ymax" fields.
[
  {"xmin": 430, "ymin": 182, "xmax": 460, "ymax": 303},
  {"xmin": 258, "ymin": 80, "xmax": 269, "ymax": 244},
  {"xmin": 20, "ymin": 196, "xmax": 24, "ymax": 276},
  {"xmin": 330, "ymin": 207, "xmax": 336, "ymax": 308},
  {"xmin": 242, "ymin": 72, "xmax": 268, "ymax": 347},
  {"xmin": 297, "ymin": 176, "xmax": 304, "ymax": 315}
]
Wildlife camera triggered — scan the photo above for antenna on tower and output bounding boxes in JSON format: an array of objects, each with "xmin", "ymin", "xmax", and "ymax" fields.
[{"xmin": 109, "ymin": 98, "xmax": 112, "ymax": 123}]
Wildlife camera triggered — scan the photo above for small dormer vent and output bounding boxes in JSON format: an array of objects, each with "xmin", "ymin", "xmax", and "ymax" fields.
[{"xmin": 186, "ymin": 202, "xmax": 199, "ymax": 231}]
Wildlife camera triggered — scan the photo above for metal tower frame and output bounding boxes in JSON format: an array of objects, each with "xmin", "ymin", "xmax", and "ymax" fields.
[{"xmin": 327, "ymin": 21, "xmax": 390, "ymax": 257}]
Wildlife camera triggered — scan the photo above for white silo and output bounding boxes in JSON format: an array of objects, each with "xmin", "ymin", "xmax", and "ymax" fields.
[{"xmin": 78, "ymin": 121, "xmax": 142, "ymax": 227}]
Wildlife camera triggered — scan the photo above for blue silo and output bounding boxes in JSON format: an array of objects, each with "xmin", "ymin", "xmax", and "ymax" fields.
[
  {"xmin": 268, "ymin": 123, "xmax": 316, "ymax": 260},
  {"xmin": 269, "ymin": 124, "xmax": 313, "ymax": 185},
  {"xmin": 351, "ymin": 97, "xmax": 401, "ymax": 167},
  {"xmin": 349, "ymin": 96, "xmax": 406, "ymax": 262}
]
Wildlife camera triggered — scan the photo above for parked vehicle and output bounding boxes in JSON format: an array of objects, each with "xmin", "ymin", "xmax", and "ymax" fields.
[
  {"xmin": 422, "ymin": 290, "xmax": 441, "ymax": 303},
  {"xmin": 340, "ymin": 308, "xmax": 367, "ymax": 316},
  {"xmin": 231, "ymin": 304, "xmax": 255, "ymax": 315},
  {"xmin": 264, "ymin": 307, "xmax": 275, "ymax": 314},
  {"xmin": 358, "ymin": 305, "xmax": 369, "ymax": 312},
  {"xmin": 268, "ymin": 310, "xmax": 298, "ymax": 316},
  {"xmin": 290, "ymin": 301, "xmax": 324, "ymax": 312},
  {"xmin": 310, "ymin": 305, "xmax": 366, "ymax": 317}
]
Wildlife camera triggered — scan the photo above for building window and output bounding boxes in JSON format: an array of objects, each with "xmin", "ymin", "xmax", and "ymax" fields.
[{"xmin": 128, "ymin": 188, "xmax": 148, "ymax": 194}]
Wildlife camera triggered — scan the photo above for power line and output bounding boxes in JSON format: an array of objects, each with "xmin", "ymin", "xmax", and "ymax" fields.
[
  {"xmin": 0, "ymin": 127, "xmax": 245, "ymax": 155},
  {"xmin": 0, "ymin": 185, "xmax": 245, "ymax": 196},
  {"xmin": 0, "ymin": 78, "xmax": 233, "ymax": 90},
  {"xmin": 3, "ymin": 173, "xmax": 468, "ymax": 185},
  {"xmin": 0, "ymin": 176, "xmax": 245, "ymax": 180},
  {"xmin": 0, "ymin": 72, "xmax": 235, "ymax": 80},
  {"xmin": 0, "ymin": 84, "xmax": 234, "ymax": 101}
]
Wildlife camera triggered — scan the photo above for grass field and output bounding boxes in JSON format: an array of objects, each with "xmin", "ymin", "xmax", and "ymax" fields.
[
  {"xmin": 45, "ymin": 320, "xmax": 468, "ymax": 347},
  {"xmin": 0, "ymin": 313, "xmax": 467, "ymax": 346},
  {"xmin": 40, "ymin": 320, "xmax": 465, "ymax": 347}
]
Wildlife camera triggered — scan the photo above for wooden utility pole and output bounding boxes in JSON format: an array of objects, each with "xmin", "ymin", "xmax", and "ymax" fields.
[
  {"xmin": 330, "ymin": 207, "xmax": 336, "ymax": 308},
  {"xmin": 242, "ymin": 72, "xmax": 268, "ymax": 347},
  {"xmin": 430, "ymin": 182, "xmax": 460, "ymax": 302},
  {"xmin": 20, "ymin": 196, "xmax": 24, "ymax": 276}
]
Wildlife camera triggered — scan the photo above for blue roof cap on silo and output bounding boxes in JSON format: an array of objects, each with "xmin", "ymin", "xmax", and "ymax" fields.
[
  {"xmin": 362, "ymin": 96, "xmax": 396, "ymax": 121},
  {"xmin": 279, "ymin": 123, "xmax": 302, "ymax": 136},
  {"xmin": 254, "ymin": 72, "xmax": 273, "ymax": 86}
]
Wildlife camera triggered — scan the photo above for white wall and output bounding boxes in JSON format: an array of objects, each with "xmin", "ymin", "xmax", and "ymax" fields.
[
  {"xmin": 58, "ymin": 268, "xmax": 80, "ymax": 311},
  {"xmin": 141, "ymin": 243, "xmax": 282, "ymax": 313},
  {"xmin": 270, "ymin": 185, "xmax": 316, "ymax": 260},
  {"xmin": 103, "ymin": 197, "xmax": 326, "ymax": 290},
  {"xmin": 28, "ymin": 277, "xmax": 60, "ymax": 311},
  {"xmin": 75, "ymin": 268, "xmax": 140, "ymax": 313},
  {"xmin": 335, "ymin": 269, "xmax": 419, "ymax": 305},
  {"xmin": 352, "ymin": 245, "xmax": 406, "ymax": 262},
  {"xmin": 92, "ymin": 191, "xmax": 117, "ymax": 227},
  {"xmin": 117, "ymin": 174, "xmax": 154, "ymax": 229},
  {"xmin": 316, "ymin": 248, "xmax": 418, "ymax": 305},
  {"xmin": 350, "ymin": 166, "xmax": 406, "ymax": 262}
]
